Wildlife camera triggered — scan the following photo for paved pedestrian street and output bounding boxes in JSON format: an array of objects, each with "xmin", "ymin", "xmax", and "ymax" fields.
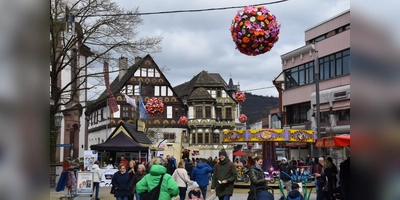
[{"xmin": 50, "ymin": 184, "xmax": 317, "ymax": 200}]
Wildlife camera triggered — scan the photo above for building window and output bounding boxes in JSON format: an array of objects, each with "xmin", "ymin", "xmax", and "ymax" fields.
[
  {"xmin": 182, "ymin": 130, "xmax": 188, "ymax": 143},
  {"xmin": 163, "ymin": 133, "xmax": 176, "ymax": 140},
  {"xmin": 122, "ymin": 106, "xmax": 129, "ymax": 117},
  {"xmin": 211, "ymin": 90, "xmax": 216, "ymax": 98},
  {"xmin": 174, "ymin": 108, "xmax": 179, "ymax": 118},
  {"xmin": 284, "ymin": 48, "xmax": 350, "ymax": 89},
  {"xmin": 216, "ymin": 108, "xmax": 222, "ymax": 121},
  {"xmin": 205, "ymin": 106, "xmax": 211, "ymax": 118},
  {"xmin": 166, "ymin": 106, "xmax": 172, "ymax": 119},
  {"xmin": 197, "ymin": 133, "xmax": 203, "ymax": 144},
  {"xmin": 286, "ymin": 102, "xmax": 310, "ymax": 124},
  {"xmin": 154, "ymin": 86, "xmax": 160, "ymax": 96},
  {"xmin": 196, "ymin": 106, "xmax": 202, "ymax": 119},
  {"xmin": 141, "ymin": 68, "xmax": 147, "ymax": 77},
  {"xmin": 155, "ymin": 70, "xmax": 160, "ymax": 77},
  {"xmin": 213, "ymin": 133, "xmax": 220, "ymax": 143},
  {"xmin": 216, "ymin": 90, "xmax": 221, "ymax": 98},
  {"xmin": 148, "ymin": 68, "xmax": 154, "ymax": 77},
  {"xmin": 205, "ymin": 133, "xmax": 209, "ymax": 144},
  {"xmin": 192, "ymin": 133, "xmax": 196, "ymax": 144},
  {"xmin": 225, "ymin": 107, "xmax": 232, "ymax": 120},
  {"xmin": 161, "ymin": 86, "xmax": 167, "ymax": 96}
]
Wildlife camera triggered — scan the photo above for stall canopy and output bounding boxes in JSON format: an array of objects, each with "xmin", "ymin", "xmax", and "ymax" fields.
[
  {"xmin": 315, "ymin": 135, "xmax": 350, "ymax": 148},
  {"xmin": 232, "ymin": 150, "xmax": 247, "ymax": 156},
  {"xmin": 91, "ymin": 131, "xmax": 148, "ymax": 151}
]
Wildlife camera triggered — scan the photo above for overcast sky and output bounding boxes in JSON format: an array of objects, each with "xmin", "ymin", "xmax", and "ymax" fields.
[{"xmin": 89, "ymin": 0, "xmax": 350, "ymax": 100}]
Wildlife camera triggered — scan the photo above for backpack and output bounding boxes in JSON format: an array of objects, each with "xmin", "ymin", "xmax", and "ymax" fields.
[{"xmin": 141, "ymin": 174, "xmax": 164, "ymax": 200}]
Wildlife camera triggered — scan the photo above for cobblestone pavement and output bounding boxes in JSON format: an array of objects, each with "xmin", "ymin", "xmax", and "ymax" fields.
[{"xmin": 51, "ymin": 186, "xmax": 317, "ymax": 200}]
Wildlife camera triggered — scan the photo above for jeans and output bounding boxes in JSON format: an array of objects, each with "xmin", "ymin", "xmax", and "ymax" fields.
[
  {"xmin": 93, "ymin": 182, "xmax": 99, "ymax": 199},
  {"xmin": 200, "ymin": 186, "xmax": 207, "ymax": 200},
  {"xmin": 316, "ymin": 183, "xmax": 324, "ymax": 200},
  {"xmin": 116, "ymin": 197, "xmax": 128, "ymax": 200},
  {"xmin": 135, "ymin": 193, "xmax": 142, "ymax": 200},
  {"xmin": 179, "ymin": 187, "xmax": 187, "ymax": 200},
  {"xmin": 340, "ymin": 179, "xmax": 350, "ymax": 200},
  {"xmin": 218, "ymin": 195, "xmax": 231, "ymax": 200}
]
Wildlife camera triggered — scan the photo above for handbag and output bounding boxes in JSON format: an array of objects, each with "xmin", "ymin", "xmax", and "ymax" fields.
[
  {"xmin": 141, "ymin": 174, "xmax": 165, "ymax": 200},
  {"xmin": 110, "ymin": 186, "xmax": 115, "ymax": 194},
  {"xmin": 322, "ymin": 181, "xmax": 329, "ymax": 192}
]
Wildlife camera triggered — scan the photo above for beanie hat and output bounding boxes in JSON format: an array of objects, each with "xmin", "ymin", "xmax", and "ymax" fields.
[
  {"xmin": 191, "ymin": 181, "xmax": 199, "ymax": 189},
  {"xmin": 219, "ymin": 149, "xmax": 228, "ymax": 157},
  {"xmin": 281, "ymin": 157, "xmax": 287, "ymax": 162}
]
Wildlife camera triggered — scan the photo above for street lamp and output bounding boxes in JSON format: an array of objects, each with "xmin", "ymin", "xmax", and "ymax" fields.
[
  {"xmin": 314, "ymin": 50, "xmax": 322, "ymax": 157},
  {"xmin": 54, "ymin": 112, "xmax": 64, "ymax": 130}
]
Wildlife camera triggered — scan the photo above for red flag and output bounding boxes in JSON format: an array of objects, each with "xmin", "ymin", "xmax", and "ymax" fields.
[
  {"xmin": 109, "ymin": 97, "xmax": 119, "ymax": 114},
  {"xmin": 104, "ymin": 61, "xmax": 119, "ymax": 113}
]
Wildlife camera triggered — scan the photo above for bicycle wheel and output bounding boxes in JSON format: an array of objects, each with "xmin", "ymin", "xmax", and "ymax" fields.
[{"xmin": 244, "ymin": 174, "xmax": 250, "ymax": 183}]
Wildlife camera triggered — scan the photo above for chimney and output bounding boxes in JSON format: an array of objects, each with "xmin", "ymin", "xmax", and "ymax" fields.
[
  {"xmin": 135, "ymin": 56, "xmax": 142, "ymax": 64},
  {"xmin": 118, "ymin": 56, "xmax": 128, "ymax": 80},
  {"xmin": 119, "ymin": 56, "xmax": 128, "ymax": 80}
]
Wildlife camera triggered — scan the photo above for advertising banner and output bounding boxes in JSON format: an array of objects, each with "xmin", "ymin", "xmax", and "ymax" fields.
[
  {"xmin": 84, "ymin": 150, "xmax": 98, "ymax": 171},
  {"xmin": 76, "ymin": 172, "xmax": 93, "ymax": 194}
]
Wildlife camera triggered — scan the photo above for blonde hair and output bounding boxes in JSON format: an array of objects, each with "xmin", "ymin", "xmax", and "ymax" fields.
[
  {"xmin": 129, "ymin": 160, "xmax": 136, "ymax": 166},
  {"xmin": 178, "ymin": 161, "xmax": 185, "ymax": 168},
  {"xmin": 150, "ymin": 157, "xmax": 164, "ymax": 166},
  {"xmin": 138, "ymin": 164, "xmax": 146, "ymax": 172}
]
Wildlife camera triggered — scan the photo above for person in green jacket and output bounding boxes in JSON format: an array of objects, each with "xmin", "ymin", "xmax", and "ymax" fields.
[
  {"xmin": 211, "ymin": 149, "xmax": 237, "ymax": 200},
  {"xmin": 136, "ymin": 157, "xmax": 179, "ymax": 200}
]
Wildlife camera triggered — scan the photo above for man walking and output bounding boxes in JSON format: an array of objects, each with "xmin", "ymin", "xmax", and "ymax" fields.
[
  {"xmin": 211, "ymin": 149, "xmax": 237, "ymax": 200},
  {"xmin": 314, "ymin": 157, "xmax": 325, "ymax": 200},
  {"xmin": 191, "ymin": 158, "xmax": 214, "ymax": 200}
]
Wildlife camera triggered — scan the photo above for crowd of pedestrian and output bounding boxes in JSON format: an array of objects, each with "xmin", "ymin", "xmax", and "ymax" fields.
[{"xmin": 97, "ymin": 151, "xmax": 350, "ymax": 200}]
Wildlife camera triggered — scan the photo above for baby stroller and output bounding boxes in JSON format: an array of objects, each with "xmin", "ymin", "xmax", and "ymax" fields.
[{"xmin": 247, "ymin": 186, "xmax": 274, "ymax": 200}]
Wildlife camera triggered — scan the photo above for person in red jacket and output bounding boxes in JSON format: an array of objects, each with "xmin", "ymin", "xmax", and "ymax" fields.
[{"xmin": 119, "ymin": 156, "xmax": 129, "ymax": 170}]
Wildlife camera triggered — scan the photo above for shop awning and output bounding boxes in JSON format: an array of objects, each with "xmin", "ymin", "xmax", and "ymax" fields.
[
  {"xmin": 313, "ymin": 103, "xmax": 330, "ymax": 112},
  {"xmin": 332, "ymin": 100, "xmax": 350, "ymax": 111},
  {"xmin": 314, "ymin": 135, "xmax": 350, "ymax": 148}
]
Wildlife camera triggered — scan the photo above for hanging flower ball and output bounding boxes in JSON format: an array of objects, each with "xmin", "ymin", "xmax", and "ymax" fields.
[
  {"xmin": 230, "ymin": 5, "xmax": 281, "ymax": 56},
  {"xmin": 178, "ymin": 116, "xmax": 188, "ymax": 125},
  {"xmin": 235, "ymin": 92, "xmax": 246, "ymax": 103},
  {"xmin": 238, "ymin": 114, "xmax": 248, "ymax": 123},
  {"xmin": 145, "ymin": 98, "xmax": 165, "ymax": 117}
]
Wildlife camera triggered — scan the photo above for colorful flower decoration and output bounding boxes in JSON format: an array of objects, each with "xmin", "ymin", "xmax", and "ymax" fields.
[
  {"xmin": 145, "ymin": 98, "xmax": 165, "ymax": 117},
  {"xmin": 239, "ymin": 114, "xmax": 248, "ymax": 123},
  {"xmin": 230, "ymin": 5, "xmax": 280, "ymax": 56},
  {"xmin": 235, "ymin": 92, "xmax": 246, "ymax": 103},
  {"xmin": 178, "ymin": 116, "xmax": 188, "ymax": 125}
]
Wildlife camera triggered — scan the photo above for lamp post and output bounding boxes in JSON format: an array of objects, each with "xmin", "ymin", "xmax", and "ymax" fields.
[
  {"xmin": 54, "ymin": 112, "xmax": 64, "ymax": 130},
  {"xmin": 314, "ymin": 50, "xmax": 322, "ymax": 156}
]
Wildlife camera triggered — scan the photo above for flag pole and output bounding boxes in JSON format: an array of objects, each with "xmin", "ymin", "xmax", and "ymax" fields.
[{"xmin": 106, "ymin": 97, "xmax": 109, "ymax": 139}]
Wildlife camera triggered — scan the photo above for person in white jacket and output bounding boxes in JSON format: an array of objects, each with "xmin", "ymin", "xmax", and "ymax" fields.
[
  {"xmin": 90, "ymin": 160, "xmax": 103, "ymax": 200},
  {"xmin": 172, "ymin": 161, "xmax": 194, "ymax": 200}
]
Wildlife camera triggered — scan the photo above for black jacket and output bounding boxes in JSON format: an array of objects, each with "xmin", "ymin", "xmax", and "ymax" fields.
[
  {"xmin": 248, "ymin": 165, "xmax": 268, "ymax": 200},
  {"xmin": 279, "ymin": 163, "xmax": 292, "ymax": 182}
]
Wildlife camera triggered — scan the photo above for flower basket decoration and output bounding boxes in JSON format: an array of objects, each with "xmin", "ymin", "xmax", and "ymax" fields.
[
  {"xmin": 239, "ymin": 114, "xmax": 248, "ymax": 124},
  {"xmin": 235, "ymin": 92, "xmax": 246, "ymax": 103},
  {"xmin": 230, "ymin": 5, "xmax": 281, "ymax": 56},
  {"xmin": 178, "ymin": 116, "xmax": 188, "ymax": 125},
  {"xmin": 145, "ymin": 98, "xmax": 165, "ymax": 117}
]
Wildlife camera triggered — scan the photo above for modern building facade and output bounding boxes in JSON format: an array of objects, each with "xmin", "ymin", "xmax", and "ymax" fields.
[{"xmin": 273, "ymin": 10, "xmax": 350, "ymax": 161}]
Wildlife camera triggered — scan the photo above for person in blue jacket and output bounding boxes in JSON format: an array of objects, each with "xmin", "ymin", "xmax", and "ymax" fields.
[
  {"xmin": 111, "ymin": 164, "xmax": 131, "ymax": 200},
  {"xmin": 191, "ymin": 158, "xmax": 214, "ymax": 200}
]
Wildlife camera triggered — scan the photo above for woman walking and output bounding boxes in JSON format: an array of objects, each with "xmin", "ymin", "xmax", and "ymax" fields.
[
  {"xmin": 130, "ymin": 164, "xmax": 146, "ymax": 200},
  {"xmin": 172, "ymin": 161, "xmax": 193, "ymax": 200},
  {"xmin": 247, "ymin": 156, "xmax": 272, "ymax": 200},
  {"xmin": 112, "ymin": 164, "xmax": 131, "ymax": 200},
  {"xmin": 136, "ymin": 157, "xmax": 179, "ymax": 200}
]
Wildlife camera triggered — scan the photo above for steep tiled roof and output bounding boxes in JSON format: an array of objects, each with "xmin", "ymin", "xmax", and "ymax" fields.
[
  {"xmin": 174, "ymin": 70, "xmax": 224, "ymax": 97},
  {"xmin": 188, "ymin": 87, "xmax": 215, "ymax": 101},
  {"xmin": 121, "ymin": 122, "xmax": 152, "ymax": 144},
  {"xmin": 87, "ymin": 55, "xmax": 149, "ymax": 111}
]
